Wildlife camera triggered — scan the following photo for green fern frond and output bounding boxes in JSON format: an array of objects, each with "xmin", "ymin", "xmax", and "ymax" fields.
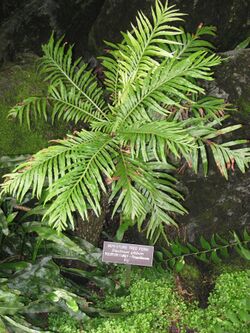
[
  {"xmin": 8, "ymin": 96, "xmax": 49, "ymax": 129},
  {"xmin": 110, "ymin": 156, "xmax": 186, "ymax": 242},
  {"xmin": 109, "ymin": 152, "xmax": 148, "ymax": 221},
  {"xmin": 0, "ymin": 131, "xmax": 100, "ymax": 201},
  {"xmin": 185, "ymin": 120, "xmax": 250, "ymax": 176},
  {"xmin": 43, "ymin": 134, "xmax": 118, "ymax": 230},
  {"xmin": 48, "ymin": 82, "xmax": 106, "ymax": 124},
  {"xmin": 139, "ymin": 162, "xmax": 187, "ymax": 242},
  {"xmin": 41, "ymin": 34, "xmax": 108, "ymax": 121},
  {"xmin": 209, "ymin": 141, "xmax": 250, "ymax": 179},
  {"xmin": 190, "ymin": 96, "xmax": 228, "ymax": 120},
  {"xmin": 113, "ymin": 51, "xmax": 220, "ymax": 128},
  {"xmin": 118, "ymin": 120, "xmax": 196, "ymax": 161},
  {"xmin": 102, "ymin": 0, "xmax": 184, "ymax": 103},
  {"xmin": 163, "ymin": 25, "xmax": 216, "ymax": 59}
]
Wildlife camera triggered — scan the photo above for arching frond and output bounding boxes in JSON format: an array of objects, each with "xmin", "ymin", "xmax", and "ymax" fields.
[
  {"xmin": 110, "ymin": 155, "xmax": 186, "ymax": 242},
  {"xmin": 118, "ymin": 120, "xmax": 196, "ymax": 161},
  {"xmin": 8, "ymin": 96, "xmax": 49, "ymax": 129},
  {"xmin": 189, "ymin": 96, "xmax": 227, "ymax": 121},
  {"xmin": 0, "ymin": 131, "xmax": 102, "ymax": 201},
  {"xmin": 48, "ymin": 82, "xmax": 106, "ymax": 124},
  {"xmin": 113, "ymin": 50, "xmax": 221, "ymax": 128},
  {"xmin": 163, "ymin": 25, "xmax": 216, "ymax": 59},
  {"xmin": 184, "ymin": 121, "xmax": 250, "ymax": 177},
  {"xmin": 209, "ymin": 141, "xmax": 250, "ymax": 179},
  {"xmin": 43, "ymin": 135, "xmax": 118, "ymax": 230},
  {"xmin": 41, "ymin": 34, "xmax": 108, "ymax": 121},
  {"xmin": 102, "ymin": 0, "xmax": 184, "ymax": 103}
]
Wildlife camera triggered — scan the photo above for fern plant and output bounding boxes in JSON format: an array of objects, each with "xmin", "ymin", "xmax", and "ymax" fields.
[
  {"xmin": 1, "ymin": 0, "xmax": 250, "ymax": 242},
  {"xmin": 156, "ymin": 230, "xmax": 250, "ymax": 271}
]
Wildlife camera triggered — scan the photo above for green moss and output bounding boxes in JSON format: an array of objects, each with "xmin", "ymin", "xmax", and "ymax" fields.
[
  {"xmin": 212, "ymin": 256, "xmax": 250, "ymax": 276},
  {"xmin": 48, "ymin": 267, "xmax": 250, "ymax": 333},
  {"xmin": 0, "ymin": 53, "xmax": 68, "ymax": 157},
  {"xmin": 178, "ymin": 263, "xmax": 202, "ymax": 297}
]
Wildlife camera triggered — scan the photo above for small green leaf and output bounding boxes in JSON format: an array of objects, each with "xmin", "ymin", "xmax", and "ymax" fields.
[
  {"xmin": 197, "ymin": 253, "xmax": 208, "ymax": 262},
  {"xmin": 219, "ymin": 247, "xmax": 229, "ymax": 258},
  {"xmin": 210, "ymin": 250, "xmax": 221, "ymax": 264},
  {"xmin": 238, "ymin": 245, "xmax": 250, "ymax": 260},
  {"xmin": 243, "ymin": 229, "xmax": 250, "ymax": 241},
  {"xmin": 200, "ymin": 236, "xmax": 211, "ymax": 250},
  {"xmin": 175, "ymin": 257, "xmax": 185, "ymax": 272}
]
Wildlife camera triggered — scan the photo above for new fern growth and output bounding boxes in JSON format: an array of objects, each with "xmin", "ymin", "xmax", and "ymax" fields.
[{"xmin": 1, "ymin": 0, "xmax": 250, "ymax": 242}]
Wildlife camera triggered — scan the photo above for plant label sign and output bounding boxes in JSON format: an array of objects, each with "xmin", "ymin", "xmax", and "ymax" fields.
[{"xmin": 102, "ymin": 241, "xmax": 154, "ymax": 267}]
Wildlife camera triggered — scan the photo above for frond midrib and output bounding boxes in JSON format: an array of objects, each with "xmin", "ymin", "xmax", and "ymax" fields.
[
  {"xmin": 46, "ymin": 136, "xmax": 115, "ymax": 217},
  {"xmin": 50, "ymin": 94, "xmax": 105, "ymax": 123},
  {"xmin": 44, "ymin": 53, "xmax": 109, "ymax": 120}
]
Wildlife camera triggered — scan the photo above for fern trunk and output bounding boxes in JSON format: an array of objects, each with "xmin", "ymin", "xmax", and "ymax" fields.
[{"xmin": 74, "ymin": 195, "xmax": 108, "ymax": 245}]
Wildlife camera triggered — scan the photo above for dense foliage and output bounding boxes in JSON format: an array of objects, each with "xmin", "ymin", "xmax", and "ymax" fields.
[
  {"xmin": 1, "ymin": 0, "xmax": 250, "ymax": 242},
  {"xmin": 0, "ymin": 197, "xmax": 115, "ymax": 332},
  {"xmin": 48, "ymin": 268, "xmax": 250, "ymax": 333}
]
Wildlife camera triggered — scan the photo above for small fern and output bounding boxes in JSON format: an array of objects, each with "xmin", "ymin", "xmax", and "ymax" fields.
[
  {"xmin": 157, "ymin": 229, "xmax": 250, "ymax": 271},
  {"xmin": 1, "ymin": 0, "xmax": 250, "ymax": 242}
]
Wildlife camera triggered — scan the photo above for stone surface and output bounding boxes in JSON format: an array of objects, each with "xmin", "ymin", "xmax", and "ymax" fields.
[
  {"xmin": 88, "ymin": 0, "xmax": 250, "ymax": 55},
  {"xmin": 0, "ymin": 0, "xmax": 104, "ymax": 63},
  {"xmin": 214, "ymin": 49, "xmax": 250, "ymax": 116},
  {"xmin": 0, "ymin": 0, "xmax": 249, "ymax": 62},
  {"xmin": 178, "ymin": 49, "xmax": 250, "ymax": 242}
]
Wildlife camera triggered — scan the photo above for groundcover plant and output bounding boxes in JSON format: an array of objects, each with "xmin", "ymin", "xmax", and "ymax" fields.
[{"xmin": 1, "ymin": 0, "xmax": 250, "ymax": 242}]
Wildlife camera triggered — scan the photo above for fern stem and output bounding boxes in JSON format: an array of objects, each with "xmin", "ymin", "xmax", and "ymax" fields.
[{"xmin": 165, "ymin": 239, "xmax": 250, "ymax": 263}]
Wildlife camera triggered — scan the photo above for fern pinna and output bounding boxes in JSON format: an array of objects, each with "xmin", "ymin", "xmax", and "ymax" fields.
[{"xmin": 1, "ymin": 0, "xmax": 250, "ymax": 242}]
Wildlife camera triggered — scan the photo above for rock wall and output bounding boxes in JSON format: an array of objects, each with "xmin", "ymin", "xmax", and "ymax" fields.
[
  {"xmin": 179, "ymin": 49, "xmax": 250, "ymax": 241},
  {"xmin": 0, "ymin": 0, "xmax": 105, "ymax": 63},
  {"xmin": 88, "ymin": 0, "xmax": 250, "ymax": 55},
  {"xmin": 0, "ymin": 0, "xmax": 249, "ymax": 62}
]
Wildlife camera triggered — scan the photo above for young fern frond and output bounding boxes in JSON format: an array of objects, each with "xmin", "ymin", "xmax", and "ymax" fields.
[
  {"xmin": 116, "ymin": 0, "xmax": 184, "ymax": 99},
  {"xmin": 2, "ymin": 0, "xmax": 250, "ymax": 241}
]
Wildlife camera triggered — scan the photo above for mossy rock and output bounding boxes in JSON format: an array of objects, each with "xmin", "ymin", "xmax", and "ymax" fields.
[{"xmin": 0, "ymin": 53, "xmax": 68, "ymax": 157}]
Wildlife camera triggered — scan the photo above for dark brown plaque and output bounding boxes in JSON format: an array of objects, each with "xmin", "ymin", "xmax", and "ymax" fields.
[{"xmin": 102, "ymin": 241, "xmax": 154, "ymax": 267}]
